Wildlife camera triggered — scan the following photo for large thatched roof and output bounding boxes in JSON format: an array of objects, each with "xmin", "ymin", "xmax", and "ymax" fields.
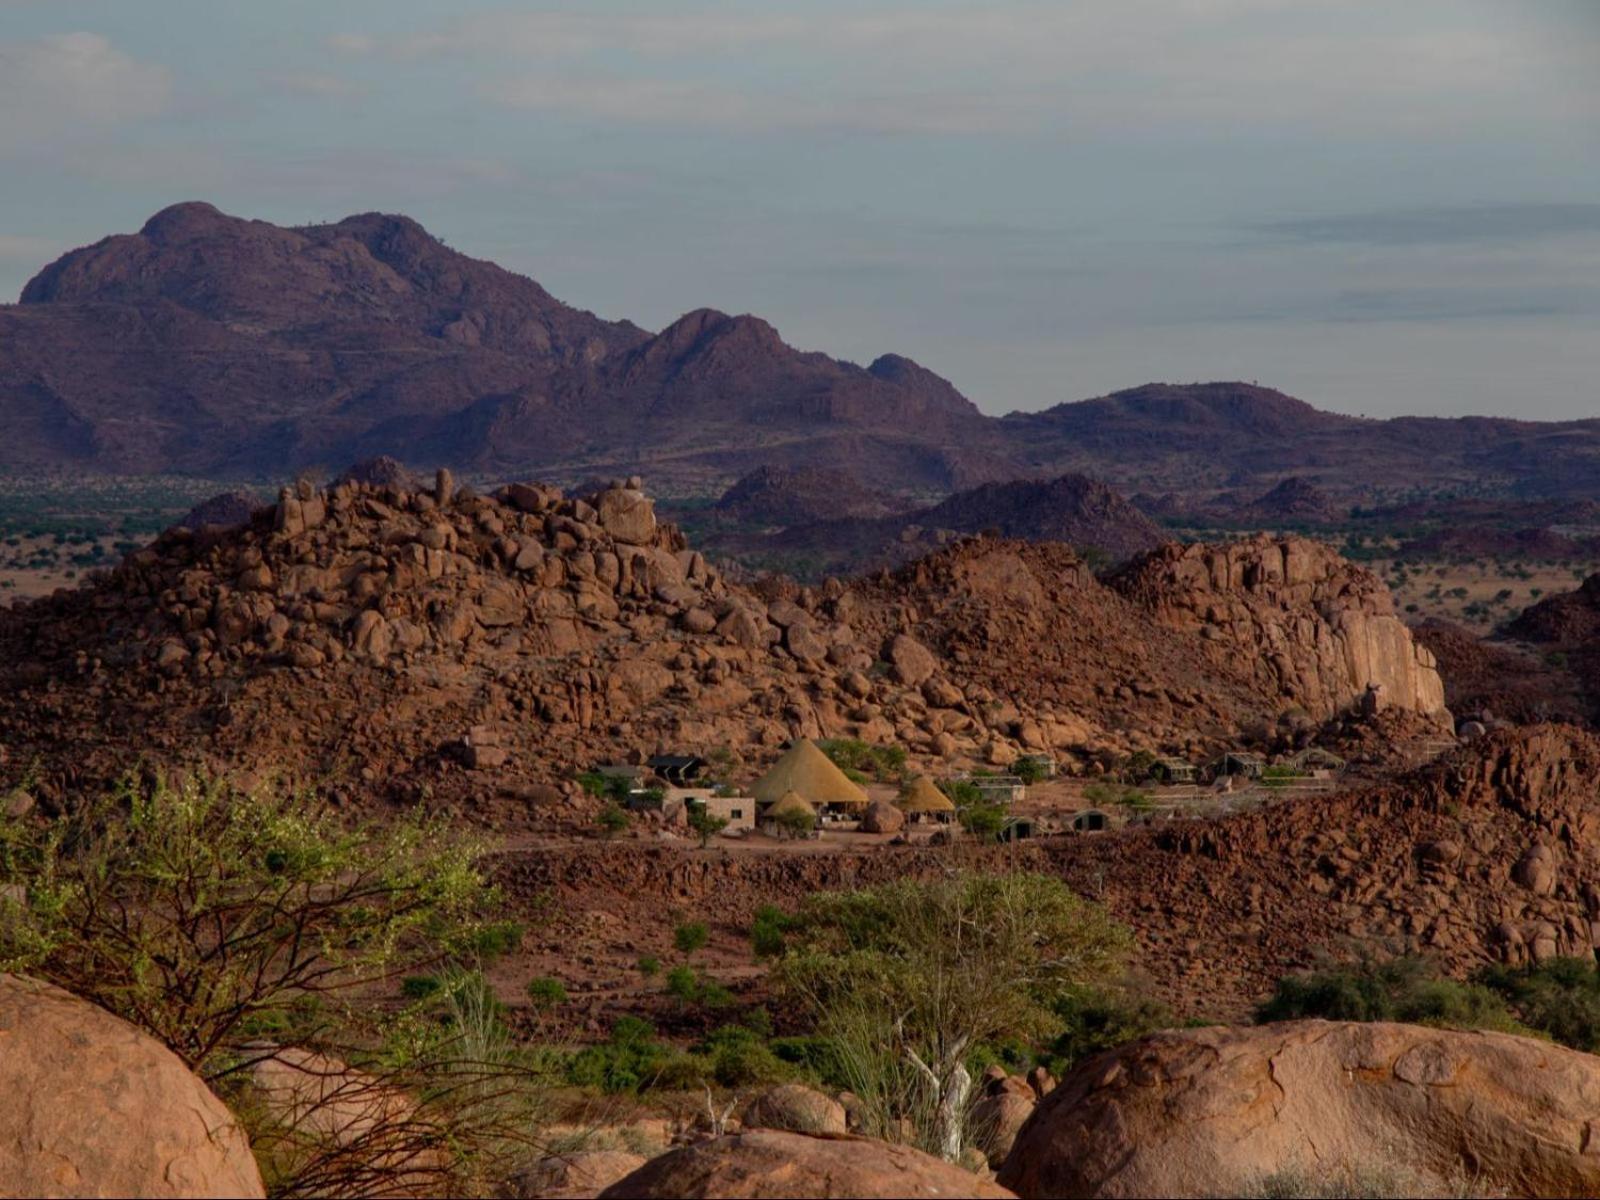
[
  {"xmin": 752, "ymin": 739, "xmax": 870, "ymax": 808},
  {"xmin": 897, "ymin": 774, "xmax": 955, "ymax": 814}
]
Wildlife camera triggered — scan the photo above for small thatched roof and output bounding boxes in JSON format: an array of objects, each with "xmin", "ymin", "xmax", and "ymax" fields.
[
  {"xmin": 897, "ymin": 775, "xmax": 955, "ymax": 814},
  {"xmin": 753, "ymin": 739, "xmax": 870, "ymax": 808},
  {"xmin": 764, "ymin": 790, "xmax": 817, "ymax": 821}
]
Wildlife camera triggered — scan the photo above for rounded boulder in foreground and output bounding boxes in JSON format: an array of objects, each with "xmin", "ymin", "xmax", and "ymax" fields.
[
  {"xmin": 999, "ymin": 1019, "xmax": 1600, "ymax": 1199},
  {"xmin": 0, "ymin": 973, "xmax": 265, "ymax": 1198},
  {"xmin": 599, "ymin": 1128, "xmax": 1015, "ymax": 1198}
]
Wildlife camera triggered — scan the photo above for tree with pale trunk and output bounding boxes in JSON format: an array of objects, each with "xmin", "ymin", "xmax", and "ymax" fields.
[{"xmin": 773, "ymin": 871, "xmax": 1130, "ymax": 1161}]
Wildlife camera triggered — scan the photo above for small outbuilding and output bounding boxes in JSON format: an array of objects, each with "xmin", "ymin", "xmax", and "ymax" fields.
[
  {"xmin": 1209, "ymin": 752, "xmax": 1265, "ymax": 781},
  {"xmin": 752, "ymin": 739, "xmax": 870, "ymax": 815},
  {"xmin": 1072, "ymin": 809, "xmax": 1109, "ymax": 833},
  {"xmin": 896, "ymin": 775, "xmax": 956, "ymax": 824},
  {"xmin": 647, "ymin": 754, "xmax": 707, "ymax": 787},
  {"xmin": 759, "ymin": 789, "xmax": 819, "ymax": 838},
  {"xmin": 1148, "ymin": 756, "xmax": 1196, "ymax": 785}
]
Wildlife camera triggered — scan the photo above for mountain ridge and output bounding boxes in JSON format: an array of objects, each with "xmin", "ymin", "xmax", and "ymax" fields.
[{"xmin": 4, "ymin": 202, "xmax": 1599, "ymax": 499}]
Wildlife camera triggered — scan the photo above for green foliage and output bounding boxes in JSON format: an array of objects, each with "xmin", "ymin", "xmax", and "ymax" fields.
[
  {"xmin": 770, "ymin": 1035, "xmax": 850, "ymax": 1089},
  {"xmin": 636, "ymin": 955, "xmax": 661, "ymax": 978},
  {"xmin": 1050, "ymin": 984, "xmax": 1174, "ymax": 1070},
  {"xmin": 0, "ymin": 773, "xmax": 496, "ymax": 1078},
  {"xmin": 770, "ymin": 805, "xmax": 817, "ymax": 838},
  {"xmin": 595, "ymin": 802, "xmax": 630, "ymax": 838},
  {"xmin": 958, "ymin": 800, "xmax": 1009, "ymax": 841},
  {"xmin": 1257, "ymin": 956, "xmax": 1519, "ymax": 1032},
  {"xmin": 1120, "ymin": 749, "xmax": 1157, "ymax": 782},
  {"xmin": 665, "ymin": 963, "xmax": 734, "ymax": 1010},
  {"xmin": 776, "ymin": 872, "xmax": 1132, "ymax": 1153},
  {"xmin": 576, "ymin": 770, "xmax": 628, "ymax": 802},
  {"xmin": 567, "ymin": 1017, "xmax": 676, "ymax": 1094},
  {"xmin": 751, "ymin": 903, "xmax": 797, "ymax": 958},
  {"xmin": 674, "ymin": 920, "xmax": 709, "ymax": 956},
  {"xmin": 695, "ymin": 1024, "xmax": 793, "ymax": 1087},
  {"xmin": 526, "ymin": 975, "xmax": 568, "ymax": 1011},
  {"xmin": 819, "ymin": 738, "xmax": 907, "ymax": 783},
  {"xmin": 687, "ymin": 806, "xmax": 728, "ymax": 848},
  {"xmin": 1012, "ymin": 757, "xmax": 1046, "ymax": 785},
  {"xmin": 942, "ymin": 779, "xmax": 983, "ymax": 808},
  {"xmin": 401, "ymin": 975, "xmax": 443, "ymax": 1000},
  {"xmin": 1475, "ymin": 957, "xmax": 1600, "ymax": 1051},
  {"xmin": 468, "ymin": 920, "xmax": 525, "ymax": 962},
  {"xmin": 1083, "ymin": 781, "xmax": 1152, "ymax": 810}
]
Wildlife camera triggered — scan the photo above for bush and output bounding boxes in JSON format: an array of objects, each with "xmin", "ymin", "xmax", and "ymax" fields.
[
  {"xmin": 751, "ymin": 904, "xmax": 796, "ymax": 958},
  {"xmin": 595, "ymin": 803, "xmax": 629, "ymax": 838},
  {"xmin": 770, "ymin": 805, "xmax": 816, "ymax": 839},
  {"xmin": 1050, "ymin": 983, "xmax": 1174, "ymax": 1071},
  {"xmin": 818, "ymin": 738, "xmax": 907, "ymax": 783},
  {"xmin": 1257, "ymin": 956, "xmax": 1518, "ymax": 1032},
  {"xmin": 687, "ymin": 806, "xmax": 729, "ymax": 847},
  {"xmin": 567, "ymin": 1017, "xmax": 673, "ymax": 1094},
  {"xmin": 697, "ymin": 1024, "xmax": 792, "ymax": 1087},
  {"xmin": 1475, "ymin": 957, "xmax": 1600, "ymax": 1051},
  {"xmin": 1012, "ymin": 757, "xmax": 1045, "ymax": 785},
  {"xmin": 675, "ymin": 920, "xmax": 709, "ymax": 956},
  {"xmin": 526, "ymin": 976, "xmax": 568, "ymax": 1011},
  {"xmin": 958, "ymin": 801, "xmax": 1008, "ymax": 842}
]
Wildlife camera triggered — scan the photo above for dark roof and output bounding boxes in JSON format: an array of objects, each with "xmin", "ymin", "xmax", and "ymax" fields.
[{"xmin": 647, "ymin": 754, "xmax": 705, "ymax": 769}]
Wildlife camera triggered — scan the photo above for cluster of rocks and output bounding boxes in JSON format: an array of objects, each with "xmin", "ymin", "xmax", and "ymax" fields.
[
  {"xmin": 0, "ymin": 475, "xmax": 1455, "ymax": 815},
  {"xmin": 1107, "ymin": 534, "xmax": 1449, "ymax": 724}
]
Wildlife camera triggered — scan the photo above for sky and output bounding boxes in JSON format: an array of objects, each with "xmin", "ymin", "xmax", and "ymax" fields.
[{"xmin": 2, "ymin": 1, "xmax": 1598, "ymax": 420}]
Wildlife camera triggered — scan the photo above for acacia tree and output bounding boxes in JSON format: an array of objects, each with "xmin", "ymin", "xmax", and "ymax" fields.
[
  {"xmin": 0, "ymin": 773, "xmax": 550, "ymax": 1197},
  {"xmin": 775, "ymin": 871, "xmax": 1130, "ymax": 1161}
]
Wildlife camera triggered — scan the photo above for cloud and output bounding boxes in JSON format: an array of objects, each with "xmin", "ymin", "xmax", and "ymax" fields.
[
  {"xmin": 1258, "ymin": 204, "xmax": 1600, "ymax": 246},
  {"xmin": 0, "ymin": 33, "xmax": 172, "ymax": 147},
  {"xmin": 267, "ymin": 71, "xmax": 366, "ymax": 99},
  {"xmin": 367, "ymin": 3, "xmax": 1590, "ymax": 140},
  {"xmin": 482, "ymin": 74, "xmax": 1028, "ymax": 135},
  {"xmin": 326, "ymin": 32, "xmax": 375, "ymax": 55}
]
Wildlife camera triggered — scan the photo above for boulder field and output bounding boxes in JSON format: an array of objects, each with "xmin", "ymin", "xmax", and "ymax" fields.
[{"xmin": 0, "ymin": 472, "xmax": 1445, "ymax": 818}]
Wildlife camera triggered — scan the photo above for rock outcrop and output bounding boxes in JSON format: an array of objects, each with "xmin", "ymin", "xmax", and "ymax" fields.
[
  {"xmin": 0, "ymin": 476, "xmax": 1442, "ymax": 817},
  {"xmin": 740, "ymin": 1083, "xmax": 848, "ymax": 1136},
  {"xmin": 1000, "ymin": 1020, "xmax": 1600, "ymax": 1199},
  {"xmin": 0, "ymin": 974, "xmax": 265, "ymax": 1198},
  {"xmin": 599, "ymin": 1129, "xmax": 1015, "ymax": 1198},
  {"xmin": 509, "ymin": 1150, "xmax": 647, "ymax": 1199},
  {"xmin": 1109, "ymin": 535, "xmax": 1449, "ymax": 723}
]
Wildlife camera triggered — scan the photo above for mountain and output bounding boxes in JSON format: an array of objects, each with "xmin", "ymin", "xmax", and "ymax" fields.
[
  {"xmin": 0, "ymin": 202, "xmax": 991, "ymax": 486},
  {"xmin": 695, "ymin": 473, "xmax": 1176, "ymax": 580},
  {"xmin": 5, "ymin": 202, "xmax": 1600, "ymax": 500}
]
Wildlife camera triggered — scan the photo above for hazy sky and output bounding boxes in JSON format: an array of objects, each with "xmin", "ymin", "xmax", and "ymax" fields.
[{"xmin": 3, "ymin": 1, "xmax": 1598, "ymax": 419}]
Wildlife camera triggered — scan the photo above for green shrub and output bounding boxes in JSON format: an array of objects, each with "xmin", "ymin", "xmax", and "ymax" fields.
[
  {"xmin": 1050, "ymin": 984, "xmax": 1174, "ymax": 1070},
  {"xmin": 1475, "ymin": 957, "xmax": 1600, "ymax": 1051},
  {"xmin": 567, "ymin": 1017, "xmax": 673, "ymax": 1094},
  {"xmin": 595, "ymin": 803, "xmax": 629, "ymax": 838},
  {"xmin": 636, "ymin": 955, "xmax": 661, "ymax": 978},
  {"xmin": 819, "ymin": 738, "xmax": 907, "ymax": 783},
  {"xmin": 751, "ymin": 904, "xmax": 796, "ymax": 958},
  {"xmin": 526, "ymin": 975, "xmax": 568, "ymax": 1011},
  {"xmin": 1258, "ymin": 956, "xmax": 1519, "ymax": 1032},
  {"xmin": 697, "ymin": 1024, "xmax": 792, "ymax": 1087},
  {"xmin": 674, "ymin": 920, "xmax": 709, "ymax": 956}
]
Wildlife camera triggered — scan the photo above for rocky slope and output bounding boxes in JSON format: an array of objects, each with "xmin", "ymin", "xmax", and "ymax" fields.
[
  {"xmin": 505, "ymin": 725, "xmax": 1600, "ymax": 1021},
  {"xmin": 0, "ymin": 476, "xmax": 1437, "ymax": 814},
  {"xmin": 1107, "ymin": 536, "xmax": 1449, "ymax": 723},
  {"xmin": 8, "ymin": 204, "xmax": 1600, "ymax": 499}
]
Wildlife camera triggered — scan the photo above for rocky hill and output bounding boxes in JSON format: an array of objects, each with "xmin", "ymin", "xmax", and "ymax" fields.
[
  {"xmin": 703, "ymin": 465, "xmax": 899, "ymax": 526},
  {"xmin": 0, "ymin": 475, "xmax": 1442, "ymax": 813},
  {"xmin": 695, "ymin": 472, "xmax": 1167, "ymax": 580},
  {"xmin": 1107, "ymin": 536, "xmax": 1449, "ymax": 721},
  {"xmin": 6, "ymin": 203, "xmax": 1600, "ymax": 500}
]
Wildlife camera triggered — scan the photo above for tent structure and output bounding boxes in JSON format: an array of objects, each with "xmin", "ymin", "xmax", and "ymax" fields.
[
  {"xmin": 896, "ymin": 775, "xmax": 956, "ymax": 822},
  {"xmin": 752, "ymin": 739, "xmax": 869, "ymax": 810}
]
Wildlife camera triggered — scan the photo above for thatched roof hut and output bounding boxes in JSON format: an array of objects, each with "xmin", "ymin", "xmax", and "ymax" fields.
[
  {"xmin": 765, "ymin": 790, "xmax": 817, "ymax": 822},
  {"xmin": 752, "ymin": 739, "xmax": 869, "ymax": 809},
  {"xmin": 897, "ymin": 775, "xmax": 955, "ymax": 816}
]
